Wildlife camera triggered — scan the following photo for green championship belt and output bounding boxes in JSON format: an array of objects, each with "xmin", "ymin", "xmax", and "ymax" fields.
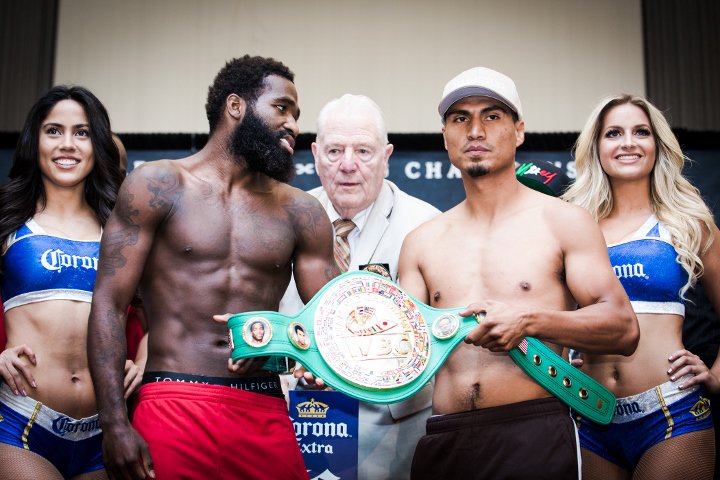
[{"xmin": 228, "ymin": 271, "xmax": 615, "ymax": 424}]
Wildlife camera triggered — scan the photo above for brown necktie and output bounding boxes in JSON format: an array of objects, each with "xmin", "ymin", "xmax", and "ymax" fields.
[{"xmin": 333, "ymin": 219, "xmax": 356, "ymax": 272}]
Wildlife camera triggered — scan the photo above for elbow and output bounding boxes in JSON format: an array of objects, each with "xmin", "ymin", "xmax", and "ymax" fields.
[{"xmin": 616, "ymin": 311, "xmax": 640, "ymax": 356}]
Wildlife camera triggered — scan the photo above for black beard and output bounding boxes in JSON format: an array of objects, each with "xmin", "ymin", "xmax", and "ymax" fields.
[
  {"xmin": 229, "ymin": 108, "xmax": 295, "ymax": 183},
  {"xmin": 467, "ymin": 164, "xmax": 490, "ymax": 178}
]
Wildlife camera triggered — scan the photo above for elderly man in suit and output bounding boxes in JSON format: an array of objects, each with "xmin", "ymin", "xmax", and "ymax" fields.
[{"xmin": 281, "ymin": 94, "xmax": 439, "ymax": 479}]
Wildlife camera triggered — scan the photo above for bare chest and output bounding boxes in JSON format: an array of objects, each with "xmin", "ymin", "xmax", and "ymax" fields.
[
  {"xmin": 153, "ymin": 190, "xmax": 297, "ymax": 271},
  {"xmin": 424, "ymin": 225, "xmax": 565, "ymax": 307}
]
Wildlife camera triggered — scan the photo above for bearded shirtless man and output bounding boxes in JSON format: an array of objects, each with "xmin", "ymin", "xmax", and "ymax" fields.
[
  {"xmin": 400, "ymin": 67, "xmax": 640, "ymax": 480},
  {"xmin": 88, "ymin": 56, "xmax": 339, "ymax": 480}
]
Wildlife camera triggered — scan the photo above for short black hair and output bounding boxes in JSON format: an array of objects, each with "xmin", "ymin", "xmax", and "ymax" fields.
[
  {"xmin": 442, "ymin": 99, "xmax": 519, "ymax": 124},
  {"xmin": 294, "ymin": 324, "xmax": 303, "ymax": 334},
  {"xmin": 205, "ymin": 55, "xmax": 294, "ymax": 133}
]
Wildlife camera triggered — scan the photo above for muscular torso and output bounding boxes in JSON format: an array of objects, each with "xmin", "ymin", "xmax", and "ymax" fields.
[
  {"xmin": 137, "ymin": 163, "xmax": 301, "ymax": 377},
  {"xmin": 420, "ymin": 203, "xmax": 575, "ymax": 414}
]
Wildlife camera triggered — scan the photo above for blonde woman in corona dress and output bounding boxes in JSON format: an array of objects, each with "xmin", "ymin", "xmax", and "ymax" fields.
[{"xmin": 564, "ymin": 94, "xmax": 720, "ymax": 480}]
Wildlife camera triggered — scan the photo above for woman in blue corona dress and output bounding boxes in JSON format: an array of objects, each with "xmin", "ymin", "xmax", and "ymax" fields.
[
  {"xmin": 564, "ymin": 94, "xmax": 720, "ymax": 480},
  {"xmin": 0, "ymin": 86, "xmax": 137, "ymax": 479}
]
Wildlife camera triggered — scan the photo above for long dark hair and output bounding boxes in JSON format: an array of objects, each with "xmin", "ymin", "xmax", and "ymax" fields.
[{"xmin": 0, "ymin": 85, "xmax": 123, "ymax": 249}]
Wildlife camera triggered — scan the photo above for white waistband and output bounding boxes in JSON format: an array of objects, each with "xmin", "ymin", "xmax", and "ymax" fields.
[
  {"xmin": 0, "ymin": 383, "xmax": 101, "ymax": 440},
  {"xmin": 631, "ymin": 300, "xmax": 685, "ymax": 316},
  {"xmin": 612, "ymin": 375, "xmax": 697, "ymax": 424}
]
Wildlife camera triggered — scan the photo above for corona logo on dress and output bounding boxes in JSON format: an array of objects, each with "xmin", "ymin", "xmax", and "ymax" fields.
[
  {"xmin": 296, "ymin": 398, "xmax": 330, "ymax": 418},
  {"xmin": 612, "ymin": 262, "xmax": 649, "ymax": 280},
  {"xmin": 41, "ymin": 248, "xmax": 98, "ymax": 272},
  {"xmin": 615, "ymin": 401, "xmax": 642, "ymax": 416},
  {"xmin": 51, "ymin": 415, "xmax": 101, "ymax": 436},
  {"xmin": 690, "ymin": 396, "xmax": 711, "ymax": 420}
]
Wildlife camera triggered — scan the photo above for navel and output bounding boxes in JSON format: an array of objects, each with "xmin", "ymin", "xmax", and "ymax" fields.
[
  {"xmin": 184, "ymin": 246, "xmax": 192, "ymax": 254},
  {"xmin": 433, "ymin": 291, "xmax": 441, "ymax": 302},
  {"xmin": 469, "ymin": 383, "xmax": 481, "ymax": 410},
  {"xmin": 519, "ymin": 281, "xmax": 531, "ymax": 292}
]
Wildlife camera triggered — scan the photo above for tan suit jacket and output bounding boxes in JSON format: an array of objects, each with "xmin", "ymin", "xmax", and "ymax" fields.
[{"xmin": 280, "ymin": 180, "xmax": 439, "ymax": 480}]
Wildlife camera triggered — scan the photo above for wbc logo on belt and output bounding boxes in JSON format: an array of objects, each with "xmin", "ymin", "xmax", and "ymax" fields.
[{"xmin": 314, "ymin": 275, "xmax": 430, "ymax": 390}]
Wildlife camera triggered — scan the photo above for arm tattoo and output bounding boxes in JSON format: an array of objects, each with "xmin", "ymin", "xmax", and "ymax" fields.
[
  {"xmin": 101, "ymin": 191, "xmax": 140, "ymax": 276},
  {"xmin": 147, "ymin": 174, "xmax": 181, "ymax": 210},
  {"xmin": 115, "ymin": 188, "xmax": 139, "ymax": 222},
  {"xmin": 286, "ymin": 196, "xmax": 326, "ymax": 237},
  {"xmin": 101, "ymin": 226, "xmax": 140, "ymax": 275}
]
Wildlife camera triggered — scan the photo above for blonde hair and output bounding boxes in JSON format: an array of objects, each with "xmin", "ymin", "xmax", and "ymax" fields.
[{"xmin": 563, "ymin": 94, "xmax": 716, "ymax": 296}]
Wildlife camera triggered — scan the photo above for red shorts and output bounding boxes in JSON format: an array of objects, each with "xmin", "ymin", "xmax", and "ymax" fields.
[{"xmin": 133, "ymin": 382, "xmax": 308, "ymax": 480}]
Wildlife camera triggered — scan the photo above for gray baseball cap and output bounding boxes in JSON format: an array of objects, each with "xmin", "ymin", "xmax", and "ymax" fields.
[{"xmin": 439, "ymin": 67, "xmax": 523, "ymax": 121}]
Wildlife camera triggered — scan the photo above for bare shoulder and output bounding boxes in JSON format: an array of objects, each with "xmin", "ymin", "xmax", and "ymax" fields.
[
  {"xmin": 278, "ymin": 184, "xmax": 330, "ymax": 236},
  {"xmin": 116, "ymin": 160, "xmax": 185, "ymax": 221},
  {"xmin": 123, "ymin": 160, "xmax": 184, "ymax": 196},
  {"xmin": 403, "ymin": 209, "xmax": 456, "ymax": 249},
  {"xmin": 533, "ymin": 193, "xmax": 604, "ymax": 246},
  {"xmin": 280, "ymin": 184, "xmax": 323, "ymax": 209},
  {"xmin": 399, "ymin": 210, "xmax": 459, "ymax": 289},
  {"xmin": 280, "ymin": 184, "xmax": 327, "ymax": 217},
  {"xmin": 127, "ymin": 159, "xmax": 184, "ymax": 181},
  {"xmin": 536, "ymin": 194, "xmax": 596, "ymax": 228}
]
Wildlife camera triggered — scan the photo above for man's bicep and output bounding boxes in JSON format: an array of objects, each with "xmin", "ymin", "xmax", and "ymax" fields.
[
  {"xmin": 95, "ymin": 218, "xmax": 154, "ymax": 307},
  {"xmin": 292, "ymin": 200, "xmax": 339, "ymax": 303},
  {"xmin": 563, "ymin": 220, "xmax": 623, "ymax": 308},
  {"xmin": 95, "ymin": 171, "xmax": 166, "ymax": 308}
]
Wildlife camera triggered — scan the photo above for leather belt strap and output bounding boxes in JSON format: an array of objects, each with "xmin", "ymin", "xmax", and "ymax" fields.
[{"xmin": 509, "ymin": 338, "xmax": 615, "ymax": 424}]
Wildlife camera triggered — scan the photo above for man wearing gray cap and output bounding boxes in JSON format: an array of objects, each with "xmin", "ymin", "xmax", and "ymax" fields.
[{"xmin": 398, "ymin": 67, "xmax": 639, "ymax": 479}]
